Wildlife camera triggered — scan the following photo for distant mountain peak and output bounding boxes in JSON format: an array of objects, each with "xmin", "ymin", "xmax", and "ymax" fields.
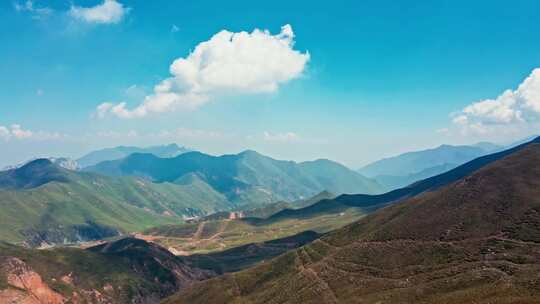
[
  {"xmin": 77, "ymin": 144, "xmax": 192, "ymax": 168},
  {"xmin": 16, "ymin": 158, "xmax": 56, "ymax": 173},
  {"xmin": 0, "ymin": 158, "xmax": 70, "ymax": 190},
  {"xmin": 238, "ymin": 149, "xmax": 262, "ymax": 156}
]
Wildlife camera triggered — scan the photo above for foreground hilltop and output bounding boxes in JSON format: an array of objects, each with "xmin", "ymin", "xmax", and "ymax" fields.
[
  {"xmin": 166, "ymin": 138, "xmax": 540, "ymax": 303},
  {"xmin": 0, "ymin": 238, "xmax": 212, "ymax": 303}
]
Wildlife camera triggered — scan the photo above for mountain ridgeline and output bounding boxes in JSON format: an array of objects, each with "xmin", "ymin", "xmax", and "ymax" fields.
[
  {"xmin": 0, "ymin": 148, "xmax": 379, "ymax": 247},
  {"xmin": 166, "ymin": 137, "xmax": 540, "ymax": 304},
  {"xmin": 76, "ymin": 143, "xmax": 191, "ymax": 168},
  {"xmin": 268, "ymin": 137, "xmax": 540, "ymax": 222},
  {"xmin": 84, "ymin": 150, "xmax": 384, "ymax": 205},
  {"xmin": 358, "ymin": 142, "xmax": 501, "ymax": 190}
]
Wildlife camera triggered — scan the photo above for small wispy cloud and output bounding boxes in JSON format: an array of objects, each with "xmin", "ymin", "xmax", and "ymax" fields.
[
  {"xmin": 171, "ymin": 24, "xmax": 180, "ymax": 33},
  {"xmin": 69, "ymin": 0, "xmax": 130, "ymax": 24},
  {"xmin": 0, "ymin": 124, "xmax": 66, "ymax": 141},
  {"xmin": 263, "ymin": 131, "xmax": 300, "ymax": 143},
  {"xmin": 13, "ymin": 0, "xmax": 53, "ymax": 19}
]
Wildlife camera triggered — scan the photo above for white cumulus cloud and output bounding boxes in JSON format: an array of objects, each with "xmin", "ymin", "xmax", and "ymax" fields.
[
  {"xmin": 69, "ymin": 0, "xmax": 129, "ymax": 24},
  {"xmin": 97, "ymin": 24, "xmax": 310, "ymax": 119},
  {"xmin": 451, "ymin": 68, "xmax": 540, "ymax": 136}
]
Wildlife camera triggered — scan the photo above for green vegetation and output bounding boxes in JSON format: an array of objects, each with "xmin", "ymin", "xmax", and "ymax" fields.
[
  {"xmin": 0, "ymin": 160, "xmax": 231, "ymax": 246},
  {"xmin": 142, "ymin": 207, "xmax": 365, "ymax": 255},
  {"xmin": 85, "ymin": 149, "xmax": 383, "ymax": 206}
]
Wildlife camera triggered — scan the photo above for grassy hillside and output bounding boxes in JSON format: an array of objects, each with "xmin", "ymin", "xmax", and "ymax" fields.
[
  {"xmin": 0, "ymin": 160, "xmax": 231, "ymax": 246},
  {"xmin": 181, "ymin": 231, "xmax": 320, "ymax": 274},
  {"xmin": 165, "ymin": 141, "xmax": 540, "ymax": 304},
  {"xmin": 140, "ymin": 207, "xmax": 364, "ymax": 255}
]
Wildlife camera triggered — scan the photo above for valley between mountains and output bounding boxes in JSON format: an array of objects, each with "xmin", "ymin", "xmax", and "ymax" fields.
[{"xmin": 1, "ymin": 138, "xmax": 540, "ymax": 303}]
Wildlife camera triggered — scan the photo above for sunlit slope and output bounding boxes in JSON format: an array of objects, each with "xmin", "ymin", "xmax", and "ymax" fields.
[{"xmin": 0, "ymin": 160, "xmax": 229, "ymax": 246}]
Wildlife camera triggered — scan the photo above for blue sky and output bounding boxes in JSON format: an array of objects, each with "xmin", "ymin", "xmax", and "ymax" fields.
[{"xmin": 1, "ymin": 0, "xmax": 540, "ymax": 168}]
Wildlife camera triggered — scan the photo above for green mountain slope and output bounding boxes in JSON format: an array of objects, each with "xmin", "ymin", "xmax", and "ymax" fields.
[
  {"xmin": 166, "ymin": 139, "xmax": 540, "ymax": 304},
  {"xmin": 0, "ymin": 160, "xmax": 230, "ymax": 246},
  {"xmin": 77, "ymin": 143, "xmax": 191, "ymax": 168},
  {"xmin": 85, "ymin": 150, "xmax": 383, "ymax": 206}
]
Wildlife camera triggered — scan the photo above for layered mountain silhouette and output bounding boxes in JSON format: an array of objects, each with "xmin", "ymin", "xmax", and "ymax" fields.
[
  {"xmin": 166, "ymin": 137, "xmax": 540, "ymax": 304},
  {"xmin": 359, "ymin": 142, "xmax": 501, "ymax": 190},
  {"xmin": 269, "ymin": 137, "xmax": 540, "ymax": 221},
  {"xmin": 84, "ymin": 150, "xmax": 383, "ymax": 204},
  {"xmin": 77, "ymin": 143, "xmax": 191, "ymax": 168}
]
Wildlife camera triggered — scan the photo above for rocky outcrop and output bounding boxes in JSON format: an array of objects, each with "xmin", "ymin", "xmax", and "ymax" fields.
[{"xmin": 1, "ymin": 257, "xmax": 66, "ymax": 304}]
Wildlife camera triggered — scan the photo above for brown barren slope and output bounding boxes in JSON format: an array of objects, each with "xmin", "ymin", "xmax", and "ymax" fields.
[{"xmin": 165, "ymin": 141, "xmax": 540, "ymax": 304}]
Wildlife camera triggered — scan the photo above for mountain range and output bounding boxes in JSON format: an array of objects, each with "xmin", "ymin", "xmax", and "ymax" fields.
[
  {"xmin": 0, "ymin": 159, "xmax": 233, "ymax": 246},
  {"xmin": 0, "ymin": 149, "xmax": 380, "ymax": 247},
  {"xmin": 84, "ymin": 150, "xmax": 384, "ymax": 205},
  {"xmin": 166, "ymin": 137, "xmax": 540, "ymax": 304},
  {"xmin": 358, "ymin": 142, "xmax": 501, "ymax": 190},
  {"xmin": 1, "ymin": 137, "xmax": 540, "ymax": 303}
]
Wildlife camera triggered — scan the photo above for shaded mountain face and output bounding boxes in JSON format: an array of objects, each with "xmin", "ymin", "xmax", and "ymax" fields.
[
  {"xmin": 2, "ymin": 157, "xmax": 81, "ymax": 171},
  {"xmin": 181, "ymin": 230, "xmax": 320, "ymax": 274},
  {"xmin": 0, "ymin": 159, "xmax": 70, "ymax": 190},
  {"xmin": 270, "ymin": 137, "xmax": 540, "ymax": 222},
  {"xmin": 77, "ymin": 143, "xmax": 191, "ymax": 168},
  {"xmin": 84, "ymin": 150, "xmax": 383, "ymax": 205},
  {"xmin": 359, "ymin": 143, "xmax": 500, "ymax": 190},
  {"xmin": 166, "ymin": 140, "xmax": 540, "ymax": 304},
  {"xmin": 0, "ymin": 238, "xmax": 212, "ymax": 304}
]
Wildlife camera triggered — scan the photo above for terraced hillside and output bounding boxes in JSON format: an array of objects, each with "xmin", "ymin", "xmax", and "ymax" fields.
[{"xmin": 165, "ymin": 139, "xmax": 540, "ymax": 303}]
